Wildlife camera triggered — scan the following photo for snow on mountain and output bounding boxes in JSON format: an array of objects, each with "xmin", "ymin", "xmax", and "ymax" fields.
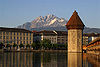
[{"xmin": 17, "ymin": 14, "xmax": 67, "ymax": 30}]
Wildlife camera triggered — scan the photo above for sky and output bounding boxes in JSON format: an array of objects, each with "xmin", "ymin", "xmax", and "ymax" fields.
[{"xmin": 0, "ymin": 0, "xmax": 100, "ymax": 28}]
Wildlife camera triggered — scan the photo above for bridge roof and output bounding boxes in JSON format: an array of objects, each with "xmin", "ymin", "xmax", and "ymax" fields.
[{"xmin": 87, "ymin": 37, "xmax": 100, "ymax": 46}]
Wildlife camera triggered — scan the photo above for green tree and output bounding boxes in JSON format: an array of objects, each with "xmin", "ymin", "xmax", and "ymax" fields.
[
  {"xmin": 53, "ymin": 44, "xmax": 58, "ymax": 50},
  {"xmin": 13, "ymin": 43, "xmax": 17, "ymax": 47},
  {"xmin": 31, "ymin": 42, "xmax": 36, "ymax": 49},
  {"xmin": 0, "ymin": 42, "xmax": 4, "ymax": 49},
  {"xmin": 19, "ymin": 44, "xmax": 24, "ymax": 48},
  {"xmin": 26, "ymin": 44, "xmax": 30, "ymax": 48},
  {"xmin": 35, "ymin": 40, "xmax": 41, "ymax": 49},
  {"xmin": 40, "ymin": 39, "xmax": 51, "ymax": 50},
  {"xmin": 64, "ymin": 43, "xmax": 68, "ymax": 50},
  {"xmin": 32, "ymin": 41, "xmax": 41, "ymax": 50},
  {"xmin": 6, "ymin": 44, "xmax": 10, "ymax": 49}
]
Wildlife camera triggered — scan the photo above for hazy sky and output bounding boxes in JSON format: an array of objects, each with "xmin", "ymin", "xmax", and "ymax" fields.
[{"xmin": 0, "ymin": 0, "xmax": 100, "ymax": 28}]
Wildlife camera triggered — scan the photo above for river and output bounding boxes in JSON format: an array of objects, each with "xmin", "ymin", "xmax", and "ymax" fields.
[{"xmin": 0, "ymin": 52, "xmax": 99, "ymax": 67}]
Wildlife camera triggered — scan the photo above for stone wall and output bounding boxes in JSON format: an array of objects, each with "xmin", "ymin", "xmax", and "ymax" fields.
[{"xmin": 68, "ymin": 29, "xmax": 82, "ymax": 52}]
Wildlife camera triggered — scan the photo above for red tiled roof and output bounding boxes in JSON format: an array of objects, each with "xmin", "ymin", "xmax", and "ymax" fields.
[
  {"xmin": 66, "ymin": 11, "xmax": 85, "ymax": 30},
  {"xmin": 88, "ymin": 37, "xmax": 100, "ymax": 45},
  {"xmin": 32, "ymin": 31, "xmax": 37, "ymax": 33},
  {"xmin": 34, "ymin": 30, "xmax": 67, "ymax": 36}
]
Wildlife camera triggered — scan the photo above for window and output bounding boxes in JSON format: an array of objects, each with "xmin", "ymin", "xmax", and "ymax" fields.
[
  {"xmin": 10, "ymin": 41, "xmax": 12, "ymax": 43},
  {"xmin": 3, "ymin": 36, "xmax": 5, "ymax": 39},
  {"xmin": 10, "ymin": 37, "xmax": 12, "ymax": 39},
  {"xmin": 30, "ymin": 33, "xmax": 31, "ymax": 36},
  {"xmin": 10, "ymin": 32, "xmax": 12, "ymax": 35},
  {"xmin": 14, "ymin": 41, "xmax": 16, "ymax": 43},
  {"xmin": 3, "ymin": 32, "xmax": 5, "ymax": 35},
  {"xmin": 23, "ymin": 33, "xmax": 25, "ymax": 36},
  {"xmin": 6, "ymin": 32, "xmax": 9, "ymax": 35},
  {"xmin": 62, "ymin": 39, "xmax": 64, "ymax": 41},
  {"xmin": 17, "ymin": 33, "xmax": 18, "ymax": 35},
  {"xmin": 14, "ymin": 32, "xmax": 15, "ymax": 35},
  {"xmin": 6, "ymin": 36, "xmax": 9, "ymax": 39},
  {"xmin": 20, "ymin": 37, "xmax": 22, "ymax": 40},
  {"xmin": 24, "ymin": 37, "xmax": 25, "ymax": 40},
  {"xmin": 14, "ymin": 37, "xmax": 15, "ymax": 39},
  {"xmin": 27, "ymin": 41, "xmax": 28, "ymax": 44},
  {"xmin": 27, "ymin": 37, "xmax": 28, "ymax": 40},
  {"xmin": 23, "ymin": 41, "xmax": 25, "ymax": 44},
  {"xmin": 27, "ymin": 33, "xmax": 28, "ymax": 36},
  {"xmin": 17, "ymin": 37, "xmax": 19, "ymax": 39},
  {"xmin": 17, "ymin": 41, "xmax": 18, "ymax": 44},
  {"xmin": 20, "ymin": 41, "xmax": 22, "ymax": 44}
]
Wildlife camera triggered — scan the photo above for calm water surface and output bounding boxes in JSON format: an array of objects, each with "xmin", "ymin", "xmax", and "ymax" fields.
[{"xmin": 0, "ymin": 52, "xmax": 100, "ymax": 67}]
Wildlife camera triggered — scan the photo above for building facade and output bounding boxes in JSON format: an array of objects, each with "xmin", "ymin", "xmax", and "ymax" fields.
[
  {"xmin": 83, "ymin": 33, "xmax": 100, "ymax": 45},
  {"xmin": 33, "ymin": 30, "xmax": 67, "ymax": 44},
  {"xmin": 0, "ymin": 27, "xmax": 33, "ymax": 45}
]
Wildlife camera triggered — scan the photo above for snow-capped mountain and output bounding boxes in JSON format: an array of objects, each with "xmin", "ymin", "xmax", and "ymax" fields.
[{"xmin": 17, "ymin": 14, "xmax": 67, "ymax": 30}]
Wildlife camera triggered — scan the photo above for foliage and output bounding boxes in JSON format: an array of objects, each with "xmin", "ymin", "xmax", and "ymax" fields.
[
  {"xmin": 40, "ymin": 39, "xmax": 51, "ymax": 49},
  {"xmin": 13, "ymin": 43, "xmax": 17, "ymax": 47},
  {"xmin": 35, "ymin": 40, "xmax": 41, "ymax": 49},
  {"xmin": 19, "ymin": 44, "xmax": 24, "ymax": 48},
  {"xmin": 32, "ymin": 40, "xmax": 41, "ymax": 49},
  {"xmin": 0, "ymin": 42, "xmax": 4, "ymax": 49},
  {"xmin": 53, "ymin": 44, "xmax": 58, "ymax": 49},
  {"xmin": 32, "ymin": 39, "xmax": 67, "ymax": 50},
  {"xmin": 6, "ymin": 44, "xmax": 10, "ymax": 48},
  {"xmin": 26, "ymin": 44, "xmax": 30, "ymax": 48},
  {"xmin": 64, "ymin": 43, "xmax": 68, "ymax": 50},
  {"xmin": 31, "ymin": 42, "xmax": 36, "ymax": 49}
]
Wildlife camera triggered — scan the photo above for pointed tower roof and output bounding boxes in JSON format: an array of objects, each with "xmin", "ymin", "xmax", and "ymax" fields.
[{"xmin": 66, "ymin": 11, "xmax": 85, "ymax": 30}]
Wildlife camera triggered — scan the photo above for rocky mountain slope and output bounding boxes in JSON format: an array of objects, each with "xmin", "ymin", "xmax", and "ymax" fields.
[
  {"xmin": 17, "ymin": 14, "xmax": 100, "ymax": 33},
  {"xmin": 18, "ymin": 14, "xmax": 67, "ymax": 30}
]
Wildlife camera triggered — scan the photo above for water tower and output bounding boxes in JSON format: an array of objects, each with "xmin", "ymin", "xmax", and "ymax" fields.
[{"xmin": 66, "ymin": 11, "xmax": 85, "ymax": 52}]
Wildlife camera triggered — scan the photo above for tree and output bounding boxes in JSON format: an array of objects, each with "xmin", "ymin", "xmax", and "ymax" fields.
[
  {"xmin": 6, "ymin": 44, "xmax": 11, "ymax": 49},
  {"xmin": 13, "ymin": 43, "xmax": 17, "ymax": 50},
  {"xmin": 19, "ymin": 44, "xmax": 24, "ymax": 48},
  {"xmin": 26, "ymin": 44, "xmax": 30, "ymax": 48},
  {"xmin": 13, "ymin": 43, "xmax": 17, "ymax": 47},
  {"xmin": 64, "ymin": 43, "xmax": 68, "ymax": 50},
  {"xmin": 31, "ymin": 42, "xmax": 36, "ymax": 49},
  {"xmin": 0, "ymin": 42, "xmax": 4, "ymax": 49},
  {"xmin": 53, "ymin": 44, "xmax": 58, "ymax": 50},
  {"xmin": 40, "ymin": 39, "xmax": 51, "ymax": 50},
  {"xmin": 35, "ymin": 40, "xmax": 41, "ymax": 49}
]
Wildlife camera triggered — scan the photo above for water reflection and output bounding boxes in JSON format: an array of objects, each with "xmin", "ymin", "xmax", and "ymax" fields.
[
  {"xmin": 68, "ymin": 53, "xmax": 82, "ymax": 67},
  {"xmin": 0, "ymin": 52, "xmax": 100, "ymax": 67},
  {"xmin": 0, "ymin": 52, "xmax": 67, "ymax": 67}
]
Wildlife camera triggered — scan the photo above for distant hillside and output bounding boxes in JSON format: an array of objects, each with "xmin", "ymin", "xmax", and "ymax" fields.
[
  {"xmin": 17, "ymin": 14, "xmax": 100, "ymax": 33},
  {"xmin": 17, "ymin": 14, "xmax": 67, "ymax": 30},
  {"xmin": 30, "ymin": 26, "xmax": 100, "ymax": 33},
  {"xmin": 83, "ymin": 27, "xmax": 100, "ymax": 33}
]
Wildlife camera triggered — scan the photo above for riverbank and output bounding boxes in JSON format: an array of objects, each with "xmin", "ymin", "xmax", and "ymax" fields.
[{"xmin": 0, "ymin": 49, "xmax": 67, "ymax": 52}]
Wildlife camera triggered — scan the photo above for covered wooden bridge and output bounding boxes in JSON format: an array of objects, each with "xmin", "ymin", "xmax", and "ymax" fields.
[{"xmin": 86, "ymin": 37, "xmax": 100, "ymax": 53}]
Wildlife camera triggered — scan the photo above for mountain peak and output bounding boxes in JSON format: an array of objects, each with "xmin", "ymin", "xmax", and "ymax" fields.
[{"xmin": 17, "ymin": 14, "xmax": 67, "ymax": 30}]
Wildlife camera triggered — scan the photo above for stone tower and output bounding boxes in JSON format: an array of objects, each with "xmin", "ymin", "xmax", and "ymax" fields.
[{"xmin": 66, "ymin": 11, "xmax": 85, "ymax": 52}]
